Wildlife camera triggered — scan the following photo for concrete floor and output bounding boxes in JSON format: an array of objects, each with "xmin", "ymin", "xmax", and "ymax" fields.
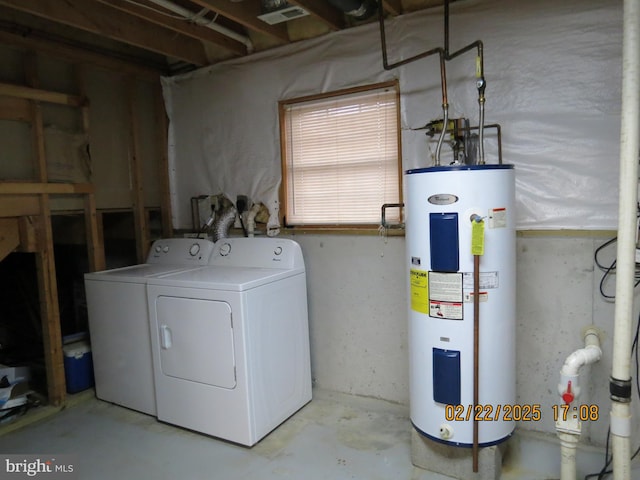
[{"xmin": 0, "ymin": 390, "xmax": 620, "ymax": 480}]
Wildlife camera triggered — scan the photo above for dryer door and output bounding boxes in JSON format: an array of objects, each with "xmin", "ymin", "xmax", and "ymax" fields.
[{"xmin": 156, "ymin": 296, "xmax": 236, "ymax": 389}]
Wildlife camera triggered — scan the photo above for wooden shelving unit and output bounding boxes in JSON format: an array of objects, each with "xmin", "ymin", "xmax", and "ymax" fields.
[
  {"xmin": 0, "ymin": 44, "xmax": 173, "ymax": 408},
  {"xmin": 0, "ymin": 72, "xmax": 104, "ymax": 407}
]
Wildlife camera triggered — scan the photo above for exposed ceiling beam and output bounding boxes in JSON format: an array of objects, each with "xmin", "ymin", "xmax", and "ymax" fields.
[
  {"xmin": 0, "ymin": 28, "xmax": 165, "ymax": 79},
  {"xmin": 95, "ymin": 0, "xmax": 248, "ymax": 57},
  {"xmin": 0, "ymin": 0, "xmax": 209, "ymax": 66},
  {"xmin": 189, "ymin": 0, "xmax": 290, "ymax": 43},
  {"xmin": 288, "ymin": 0, "xmax": 345, "ymax": 31}
]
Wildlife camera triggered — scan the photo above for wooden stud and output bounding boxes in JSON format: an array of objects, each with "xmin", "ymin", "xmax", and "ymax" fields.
[
  {"xmin": 0, "ymin": 195, "xmax": 40, "ymax": 217},
  {"xmin": 25, "ymin": 52, "xmax": 66, "ymax": 407},
  {"xmin": 75, "ymin": 65, "xmax": 105, "ymax": 273},
  {"xmin": 0, "ymin": 183, "xmax": 94, "ymax": 195},
  {"xmin": 0, "ymin": 218, "xmax": 20, "ymax": 262},
  {"xmin": 18, "ymin": 217, "xmax": 38, "ymax": 253},
  {"xmin": 126, "ymin": 78, "xmax": 149, "ymax": 263},
  {"xmin": 0, "ymin": 82, "xmax": 86, "ymax": 107},
  {"xmin": 154, "ymin": 81, "xmax": 173, "ymax": 238},
  {"xmin": 0, "ymin": 96, "xmax": 31, "ymax": 122},
  {"xmin": 83, "ymin": 193, "xmax": 106, "ymax": 272}
]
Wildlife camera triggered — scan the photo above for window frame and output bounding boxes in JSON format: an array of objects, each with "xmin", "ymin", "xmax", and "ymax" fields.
[{"xmin": 278, "ymin": 80, "xmax": 403, "ymax": 232}]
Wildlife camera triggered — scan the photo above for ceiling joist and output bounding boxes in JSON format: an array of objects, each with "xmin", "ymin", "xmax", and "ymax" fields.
[
  {"xmin": 289, "ymin": 0, "xmax": 346, "ymax": 31},
  {"xmin": 0, "ymin": 0, "xmax": 210, "ymax": 66},
  {"xmin": 0, "ymin": 0, "xmax": 438, "ymax": 73},
  {"xmin": 94, "ymin": 0, "xmax": 248, "ymax": 57},
  {"xmin": 189, "ymin": 0, "xmax": 290, "ymax": 42}
]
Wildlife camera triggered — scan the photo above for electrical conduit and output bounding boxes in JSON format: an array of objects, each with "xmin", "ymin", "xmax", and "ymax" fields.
[{"xmin": 611, "ymin": 1, "xmax": 640, "ymax": 479}]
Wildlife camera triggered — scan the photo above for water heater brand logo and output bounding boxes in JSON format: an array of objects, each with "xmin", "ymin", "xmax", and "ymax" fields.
[
  {"xmin": 428, "ymin": 194, "xmax": 458, "ymax": 205},
  {"xmin": 1, "ymin": 456, "xmax": 76, "ymax": 479}
]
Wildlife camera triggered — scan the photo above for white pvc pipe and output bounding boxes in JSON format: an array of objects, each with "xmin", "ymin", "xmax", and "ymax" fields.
[
  {"xmin": 146, "ymin": 0, "xmax": 254, "ymax": 53},
  {"xmin": 610, "ymin": 0, "xmax": 640, "ymax": 479},
  {"xmin": 556, "ymin": 328, "xmax": 602, "ymax": 480},
  {"xmin": 558, "ymin": 329, "xmax": 602, "ymax": 402},
  {"xmin": 558, "ymin": 432, "xmax": 579, "ymax": 480},
  {"xmin": 561, "ymin": 329, "xmax": 602, "ymax": 377}
]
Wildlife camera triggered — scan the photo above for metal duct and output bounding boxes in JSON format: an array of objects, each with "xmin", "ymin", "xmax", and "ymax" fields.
[
  {"xmin": 327, "ymin": 0, "xmax": 377, "ymax": 20},
  {"xmin": 212, "ymin": 205, "xmax": 238, "ymax": 242}
]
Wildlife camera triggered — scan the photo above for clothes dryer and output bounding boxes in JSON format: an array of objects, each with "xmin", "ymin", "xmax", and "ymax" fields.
[
  {"xmin": 84, "ymin": 238, "xmax": 215, "ymax": 415},
  {"xmin": 146, "ymin": 237, "xmax": 311, "ymax": 446}
]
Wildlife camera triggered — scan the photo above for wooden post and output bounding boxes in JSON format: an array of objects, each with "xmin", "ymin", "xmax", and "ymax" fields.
[
  {"xmin": 154, "ymin": 81, "xmax": 173, "ymax": 238},
  {"xmin": 25, "ymin": 52, "xmax": 66, "ymax": 406},
  {"xmin": 75, "ymin": 65, "xmax": 105, "ymax": 272},
  {"xmin": 126, "ymin": 77, "xmax": 149, "ymax": 262},
  {"xmin": 83, "ymin": 193, "xmax": 105, "ymax": 272}
]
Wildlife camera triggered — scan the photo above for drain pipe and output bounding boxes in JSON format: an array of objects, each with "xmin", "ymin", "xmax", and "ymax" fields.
[
  {"xmin": 556, "ymin": 327, "xmax": 603, "ymax": 480},
  {"xmin": 610, "ymin": 1, "xmax": 640, "ymax": 478}
]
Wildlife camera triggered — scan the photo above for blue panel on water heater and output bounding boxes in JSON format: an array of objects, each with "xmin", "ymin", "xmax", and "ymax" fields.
[
  {"xmin": 429, "ymin": 213, "xmax": 459, "ymax": 272},
  {"xmin": 433, "ymin": 348, "xmax": 461, "ymax": 405}
]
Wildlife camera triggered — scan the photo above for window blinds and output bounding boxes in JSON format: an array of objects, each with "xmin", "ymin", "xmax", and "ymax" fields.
[{"xmin": 283, "ymin": 86, "xmax": 400, "ymax": 226}]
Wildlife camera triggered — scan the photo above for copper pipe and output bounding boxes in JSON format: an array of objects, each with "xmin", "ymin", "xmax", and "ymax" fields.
[
  {"xmin": 473, "ymin": 252, "xmax": 480, "ymax": 472},
  {"xmin": 378, "ymin": 0, "xmax": 488, "ymax": 166}
]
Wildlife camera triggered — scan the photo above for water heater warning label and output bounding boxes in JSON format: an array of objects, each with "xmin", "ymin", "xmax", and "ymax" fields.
[
  {"xmin": 428, "ymin": 272, "xmax": 463, "ymax": 320},
  {"xmin": 429, "ymin": 300, "xmax": 463, "ymax": 320},
  {"xmin": 410, "ymin": 269, "xmax": 429, "ymax": 314},
  {"xmin": 488, "ymin": 207, "xmax": 507, "ymax": 228}
]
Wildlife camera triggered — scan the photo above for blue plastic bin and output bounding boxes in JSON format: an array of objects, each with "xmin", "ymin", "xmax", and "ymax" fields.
[{"xmin": 63, "ymin": 341, "xmax": 94, "ymax": 394}]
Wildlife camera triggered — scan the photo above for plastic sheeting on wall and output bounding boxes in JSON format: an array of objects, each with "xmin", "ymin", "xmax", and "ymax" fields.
[{"xmin": 162, "ymin": 0, "xmax": 623, "ymax": 231}]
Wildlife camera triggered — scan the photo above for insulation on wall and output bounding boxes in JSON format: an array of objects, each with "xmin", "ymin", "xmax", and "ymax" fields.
[
  {"xmin": 162, "ymin": 0, "xmax": 623, "ymax": 231},
  {"xmin": 45, "ymin": 126, "xmax": 91, "ymax": 184}
]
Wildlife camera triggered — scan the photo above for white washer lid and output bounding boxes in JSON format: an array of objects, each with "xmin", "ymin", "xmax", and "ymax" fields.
[
  {"xmin": 146, "ymin": 265, "xmax": 304, "ymax": 291},
  {"xmin": 84, "ymin": 264, "xmax": 197, "ymax": 284}
]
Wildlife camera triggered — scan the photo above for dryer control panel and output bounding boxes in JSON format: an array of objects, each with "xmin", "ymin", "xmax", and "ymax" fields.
[
  {"xmin": 147, "ymin": 238, "xmax": 216, "ymax": 265},
  {"xmin": 210, "ymin": 238, "xmax": 304, "ymax": 270}
]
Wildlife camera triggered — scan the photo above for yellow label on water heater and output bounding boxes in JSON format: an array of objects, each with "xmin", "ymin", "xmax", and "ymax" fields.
[
  {"xmin": 471, "ymin": 219, "xmax": 485, "ymax": 256},
  {"xmin": 410, "ymin": 269, "xmax": 429, "ymax": 314}
]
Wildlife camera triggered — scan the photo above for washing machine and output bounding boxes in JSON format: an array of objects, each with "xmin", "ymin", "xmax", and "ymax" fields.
[
  {"xmin": 84, "ymin": 238, "xmax": 216, "ymax": 415},
  {"xmin": 146, "ymin": 237, "xmax": 312, "ymax": 446}
]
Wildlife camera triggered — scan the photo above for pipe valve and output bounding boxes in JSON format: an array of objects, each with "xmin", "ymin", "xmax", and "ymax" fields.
[
  {"xmin": 562, "ymin": 380, "xmax": 575, "ymax": 405},
  {"xmin": 476, "ymin": 77, "xmax": 486, "ymax": 94}
]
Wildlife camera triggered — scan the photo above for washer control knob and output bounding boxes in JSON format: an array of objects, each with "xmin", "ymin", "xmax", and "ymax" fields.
[
  {"xmin": 163, "ymin": 246, "xmax": 170, "ymax": 253},
  {"xmin": 155, "ymin": 245, "xmax": 162, "ymax": 253},
  {"xmin": 189, "ymin": 243, "xmax": 200, "ymax": 256},
  {"xmin": 219, "ymin": 243, "xmax": 231, "ymax": 256},
  {"xmin": 274, "ymin": 246, "xmax": 283, "ymax": 256}
]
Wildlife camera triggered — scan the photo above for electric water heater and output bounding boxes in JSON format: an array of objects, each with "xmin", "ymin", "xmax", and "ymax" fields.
[{"xmin": 405, "ymin": 164, "xmax": 516, "ymax": 446}]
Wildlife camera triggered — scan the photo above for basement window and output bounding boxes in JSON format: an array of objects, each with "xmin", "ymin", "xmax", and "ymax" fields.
[{"xmin": 279, "ymin": 81, "xmax": 402, "ymax": 229}]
